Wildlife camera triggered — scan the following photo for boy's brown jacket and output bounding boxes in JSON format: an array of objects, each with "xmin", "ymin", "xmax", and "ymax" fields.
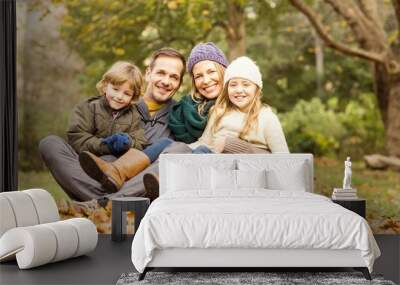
[{"xmin": 67, "ymin": 95, "xmax": 147, "ymax": 155}]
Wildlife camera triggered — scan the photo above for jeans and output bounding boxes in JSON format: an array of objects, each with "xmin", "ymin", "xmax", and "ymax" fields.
[
  {"xmin": 38, "ymin": 135, "xmax": 113, "ymax": 201},
  {"xmin": 143, "ymin": 138, "xmax": 174, "ymax": 162},
  {"xmin": 192, "ymin": 145, "xmax": 214, "ymax": 154}
]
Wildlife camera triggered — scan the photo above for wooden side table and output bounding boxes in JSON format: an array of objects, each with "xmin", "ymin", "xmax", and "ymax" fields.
[
  {"xmin": 332, "ymin": 198, "xmax": 366, "ymax": 218},
  {"xmin": 111, "ymin": 197, "xmax": 150, "ymax": 242}
]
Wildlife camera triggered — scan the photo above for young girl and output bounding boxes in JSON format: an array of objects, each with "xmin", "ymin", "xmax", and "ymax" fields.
[
  {"xmin": 190, "ymin": 56, "xmax": 289, "ymax": 154},
  {"xmin": 40, "ymin": 61, "xmax": 148, "ymax": 201}
]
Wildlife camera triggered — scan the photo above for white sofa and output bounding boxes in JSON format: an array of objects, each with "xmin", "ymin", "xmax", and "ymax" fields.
[
  {"xmin": 131, "ymin": 154, "xmax": 380, "ymax": 280},
  {"xmin": 0, "ymin": 189, "xmax": 98, "ymax": 269}
]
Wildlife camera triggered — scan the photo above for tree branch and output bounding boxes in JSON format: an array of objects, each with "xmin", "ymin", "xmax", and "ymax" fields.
[
  {"xmin": 214, "ymin": 20, "xmax": 235, "ymax": 39},
  {"xmin": 289, "ymin": 0, "xmax": 385, "ymax": 63},
  {"xmin": 325, "ymin": 0, "xmax": 387, "ymax": 50}
]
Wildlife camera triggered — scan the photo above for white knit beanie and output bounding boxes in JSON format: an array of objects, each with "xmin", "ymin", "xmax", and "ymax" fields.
[{"xmin": 223, "ymin": 56, "xmax": 263, "ymax": 89}]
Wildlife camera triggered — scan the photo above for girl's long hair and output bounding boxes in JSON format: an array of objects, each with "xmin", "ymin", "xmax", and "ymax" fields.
[
  {"xmin": 190, "ymin": 62, "xmax": 225, "ymax": 116},
  {"xmin": 210, "ymin": 83, "xmax": 263, "ymax": 139}
]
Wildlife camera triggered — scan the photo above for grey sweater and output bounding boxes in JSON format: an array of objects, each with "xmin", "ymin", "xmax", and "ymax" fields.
[{"xmin": 135, "ymin": 98, "xmax": 175, "ymax": 145}]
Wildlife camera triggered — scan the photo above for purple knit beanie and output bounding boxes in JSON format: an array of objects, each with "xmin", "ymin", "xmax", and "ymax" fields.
[{"xmin": 187, "ymin": 42, "xmax": 229, "ymax": 73}]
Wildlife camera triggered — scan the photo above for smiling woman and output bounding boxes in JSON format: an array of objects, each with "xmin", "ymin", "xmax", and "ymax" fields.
[
  {"xmin": 168, "ymin": 42, "xmax": 229, "ymax": 144},
  {"xmin": 193, "ymin": 60, "xmax": 224, "ymax": 100}
]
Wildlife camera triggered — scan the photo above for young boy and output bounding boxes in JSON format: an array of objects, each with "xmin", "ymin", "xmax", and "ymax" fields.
[
  {"xmin": 68, "ymin": 61, "xmax": 147, "ymax": 155},
  {"xmin": 39, "ymin": 61, "xmax": 148, "ymax": 201}
]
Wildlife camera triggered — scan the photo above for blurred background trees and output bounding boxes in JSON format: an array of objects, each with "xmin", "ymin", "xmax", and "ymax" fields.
[{"xmin": 290, "ymin": 0, "xmax": 400, "ymax": 159}]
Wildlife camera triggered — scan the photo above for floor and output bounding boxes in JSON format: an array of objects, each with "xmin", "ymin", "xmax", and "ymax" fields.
[{"xmin": 0, "ymin": 234, "xmax": 399, "ymax": 285}]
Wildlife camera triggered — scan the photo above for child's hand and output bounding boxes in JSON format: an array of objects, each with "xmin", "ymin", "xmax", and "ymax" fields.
[
  {"xmin": 102, "ymin": 135, "xmax": 116, "ymax": 147},
  {"xmin": 112, "ymin": 133, "xmax": 132, "ymax": 154},
  {"xmin": 102, "ymin": 133, "xmax": 132, "ymax": 155}
]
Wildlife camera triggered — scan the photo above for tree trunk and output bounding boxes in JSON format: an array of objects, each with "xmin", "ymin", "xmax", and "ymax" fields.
[
  {"xmin": 313, "ymin": 29, "xmax": 324, "ymax": 98},
  {"xmin": 373, "ymin": 63, "xmax": 391, "ymax": 126},
  {"xmin": 226, "ymin": 1, "xmax": 246, "ymax": 60},
  {"xmin": 385, "ymin": 76, "xmax": 400, "ymax": 157},
  {"xmin": 373, "ymin": 62, "xmax": 400, "ymax": 157}
]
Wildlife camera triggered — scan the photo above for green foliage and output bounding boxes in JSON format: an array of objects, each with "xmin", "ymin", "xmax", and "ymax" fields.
[
  {"xmin": 79, "ymin": 60, "xmax": 107, "ymax": 96},
  {"xmin": 338, "ymin": 93, "xmax": 385, "ymax": 157},
  {"xmin": 281, "ymin": 97, "xmax": 344, "ymax": 155},
  {"xmin": 57, "ymin": 0, "xmax": 373, "ymax": 106},
  {"xmin": 55, "ymin": 0, "xmax": 286, "ymax": 96},
  {"xmin": 253, "ymin": 28, "xmax": 373, "ymax": 112},
  {"xmin": 281, "ymin": 93, "xmax": 385, "ymax": 157}
]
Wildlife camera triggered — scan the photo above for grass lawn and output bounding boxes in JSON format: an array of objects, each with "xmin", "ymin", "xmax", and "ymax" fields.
[
  {"xmin": 18, "ymin": 170, "xmax": 70, "ymax": 202},
  {"xmin": 314, "ymin": 157, "xmax": 400, "ymax": 234},
  {"xmin": 18, "ymin": 157, "xmax": 400, "ymax": 234}
]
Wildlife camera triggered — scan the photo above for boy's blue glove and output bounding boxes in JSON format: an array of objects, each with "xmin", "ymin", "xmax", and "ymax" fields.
[
  {"xmin": 113, "ymin": 133, "xmax": 132, "ymax": 154},
  {"xmin": 102, "ymin": 133, "xmax": 132, "ymax": 156}
]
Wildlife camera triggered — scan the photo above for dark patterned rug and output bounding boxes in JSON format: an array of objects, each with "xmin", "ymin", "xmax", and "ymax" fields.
[{"xmin": 116, "ymin": 271, "xmax": 395, "ymax": 285}]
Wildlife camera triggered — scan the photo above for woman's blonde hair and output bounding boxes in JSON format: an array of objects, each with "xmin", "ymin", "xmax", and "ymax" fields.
[
  {"xmin": 211, "ymin": 81, "xmax": 263, "ymax": 139},
  {"xmin": 190, "ymin": 62, "xmax": 225, "ymax": 116},
  {"xmin": 96, "ymin": 61, "xmax": 143, "ymax": 103}
]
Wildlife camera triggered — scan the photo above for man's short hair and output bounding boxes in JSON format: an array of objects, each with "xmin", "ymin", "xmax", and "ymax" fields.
[{"xmin": 149, "ymin": 48, "xmax": 186, "ymax": 84}]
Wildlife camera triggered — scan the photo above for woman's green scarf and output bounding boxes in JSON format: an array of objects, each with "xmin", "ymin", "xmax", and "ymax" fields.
[{"xmin": 168, "ymin": 95, "xmax": 215, "ymax": 143}]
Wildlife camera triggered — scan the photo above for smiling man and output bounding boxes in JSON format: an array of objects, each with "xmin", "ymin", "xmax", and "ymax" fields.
[{"xmin": 136, "ymin": 48, "xmax": 186, "ymax": 144}]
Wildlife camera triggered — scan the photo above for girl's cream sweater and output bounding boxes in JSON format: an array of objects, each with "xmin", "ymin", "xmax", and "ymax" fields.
[{"xmin": 190, "ymin": 106, "xmax": 289, "ymax": 153}]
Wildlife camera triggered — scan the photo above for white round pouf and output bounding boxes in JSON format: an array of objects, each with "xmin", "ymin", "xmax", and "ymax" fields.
[
  {"xmin": 0, "ymin": 192, "xmax": 39, "ymax": 228},
  {"xmin": 42, "ymin": 221, "xmax": 79, "ymax": 262},
  {"xmin": 0, "ymin": 196, "xmax": 17, "ymax": 237},
  {"xmin": 64, "ymin": 218, "xmax": 98, "ymax": 257},
  {"xmin": 0, "ymin": 190, "xmax": 98, "ymax": 269},
  {"xmin": 24, "ymin": 189, "xmax": 60, "ymax": 223}
]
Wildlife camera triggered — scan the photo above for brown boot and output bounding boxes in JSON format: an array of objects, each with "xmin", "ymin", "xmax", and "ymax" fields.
[
  {"xmin": 143, "ymin": 173, "xmax": 159, "ymax": 202},
  {"xmin": 79, "ymin": 149, "xmax": 150, "ymax": 193}
]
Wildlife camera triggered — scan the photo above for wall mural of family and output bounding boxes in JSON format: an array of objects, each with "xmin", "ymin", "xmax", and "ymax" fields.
[
  {"xmin": 40, "ymin": 43, "xmax": 289, "ymax": 215},
  {"xmin": 17, "ymin": 1, "xmax": 400, "ymax": 235}
]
